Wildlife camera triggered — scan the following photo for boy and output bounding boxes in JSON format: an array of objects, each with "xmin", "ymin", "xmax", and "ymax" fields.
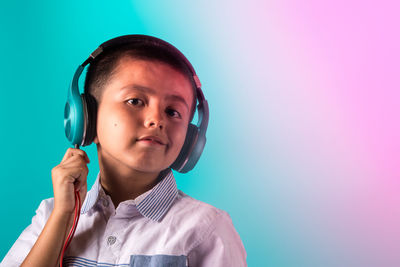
[{"xmin": 1, "ymin": 35, "xmax": 247, "ymax": 267}]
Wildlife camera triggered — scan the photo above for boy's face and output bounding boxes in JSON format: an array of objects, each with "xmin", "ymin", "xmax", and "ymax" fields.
[{"xmin": 93, "ymin": 57, "xmax": 194, "ymax": 174}]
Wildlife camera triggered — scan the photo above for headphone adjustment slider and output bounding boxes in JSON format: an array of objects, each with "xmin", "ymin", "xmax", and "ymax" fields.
[
  {"xmin": 193, "ymin": 75, "xmax": 201, "ymax": 89},
  {"xmin": 90, "ymin": 47, "xmax": 103, "ymax": 59}
]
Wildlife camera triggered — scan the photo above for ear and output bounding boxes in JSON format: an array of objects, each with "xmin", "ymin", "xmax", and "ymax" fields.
[{"xmin": 93, "ymin": 135, "xmax": 99, "ymax": 144}]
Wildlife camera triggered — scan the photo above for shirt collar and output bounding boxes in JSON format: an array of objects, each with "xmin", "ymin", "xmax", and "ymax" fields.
[{"xmin": 81, "ymin": 168, "xmax": 178, "ymax": 222}]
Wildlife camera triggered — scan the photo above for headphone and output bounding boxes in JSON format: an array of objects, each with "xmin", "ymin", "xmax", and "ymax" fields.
[{"xmin": 63, "ymin": 34, "xmax": 209, "ymax": 173}]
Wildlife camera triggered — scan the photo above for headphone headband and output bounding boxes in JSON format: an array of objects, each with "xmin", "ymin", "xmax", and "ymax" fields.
[{"xmin": 83, "ymin": 34, "xmax": 201, "ymax": 89}]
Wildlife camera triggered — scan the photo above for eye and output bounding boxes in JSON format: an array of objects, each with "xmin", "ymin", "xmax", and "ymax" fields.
[
  {"xmin": 166, "ymin": 108, "xmax": 181, "ymax": 118},
  {"xmin": 127, "ymin": 98, "xmax": 144, "ymax": 106}
]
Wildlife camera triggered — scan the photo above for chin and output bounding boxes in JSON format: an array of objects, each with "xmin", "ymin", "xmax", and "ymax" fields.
[
  {"xmin": 130, "ymin": 152, "xmax": 178, "ymax": 173},
  {"xmin": 130, "ymin": 159, "xmax": 168, "ymax": 174},
  {"xmin": 133, "ymin": 165, "xmax": 162, "ymax": 174}
]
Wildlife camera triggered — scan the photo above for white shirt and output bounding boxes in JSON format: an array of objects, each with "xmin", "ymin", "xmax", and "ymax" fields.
[{"xmin": 1, "ymin": 168, "xmax": 247, "ymax": 266}]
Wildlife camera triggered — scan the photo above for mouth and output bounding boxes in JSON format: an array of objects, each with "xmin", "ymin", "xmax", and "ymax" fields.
[{"xmin": 137, "ymin": 136, "xmax": 166, "ymax": 146}]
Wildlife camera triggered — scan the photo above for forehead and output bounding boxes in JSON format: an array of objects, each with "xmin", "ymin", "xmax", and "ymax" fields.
[{"xmin": 104, "ymin": 57, "xmax": 194, "ymax": 105}]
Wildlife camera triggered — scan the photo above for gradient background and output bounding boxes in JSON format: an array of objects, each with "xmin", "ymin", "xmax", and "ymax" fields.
[{"xmin": 1, "ymin": 1, "xmax": 399, "ymax": 266}]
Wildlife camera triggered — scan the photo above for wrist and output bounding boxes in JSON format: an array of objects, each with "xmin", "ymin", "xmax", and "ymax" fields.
[{"xmin": 51, "ymin": 209, "xmax": 74, "ymax": 226}]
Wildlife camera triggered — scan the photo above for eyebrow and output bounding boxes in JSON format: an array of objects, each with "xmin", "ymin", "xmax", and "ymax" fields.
[{"xmin": 120, "ymin": 84, "xmax": 189, "ymax": 111}]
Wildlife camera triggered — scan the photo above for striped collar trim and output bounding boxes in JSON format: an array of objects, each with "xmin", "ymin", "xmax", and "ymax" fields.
[
  {"xmin": 136, "ymin": 169, "xmax": 178, "ymax": 222},
  {"xmin": 81, "ymin": 169, "xmax": 178, "ymax": 222},
  {"xmin": 80, "ymin": 173, "xmax": 101, "ymax": 215}
]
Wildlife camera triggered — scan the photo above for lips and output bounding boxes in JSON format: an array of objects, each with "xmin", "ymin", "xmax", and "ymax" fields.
[{"xmin": 137, "ymin": 135, "xmax": 166, "ymax": 145}]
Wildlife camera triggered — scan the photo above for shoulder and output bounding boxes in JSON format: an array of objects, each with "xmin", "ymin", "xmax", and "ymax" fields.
[
  {"xmin": 0, "ymin": 197, "xmax": 56, "ymax": 267},
  {"xmin": 37, "ymin": 197, "xmax": 55, "ymax": 214},
  {"xmin": 22, "ymin": 197, "xmax": 56, "ymax": 229},
  {"xmin": 167, "ymin": 191, "xmax": 247, "ymax": 265},
  {"xmin": 39, "ymin": 197, "xmax": 55, "ymax": 210},
  {"xmin": 171, "ymin": 190, "xmax": 230, "ymax": 225},
  {"xmin": 30, "ymin": 197, "xmax": 54, "ymax": 226},
  {"xmin": 165, "ymin": 190, "xmax": 236, "ymax": 247}
]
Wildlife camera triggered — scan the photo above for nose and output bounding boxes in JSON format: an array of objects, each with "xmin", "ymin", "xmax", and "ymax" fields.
[{"xmin": 144, "ymin": 106, "xmax": 164, "ymax": 130}]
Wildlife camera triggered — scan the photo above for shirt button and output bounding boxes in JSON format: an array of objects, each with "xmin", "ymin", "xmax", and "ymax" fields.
[
  {"xmin": 107, "ymin": 236, "xmax": 116, "ymax": 246},
  {"xmin": 102, "ymin": 198, "xmax": 109, "ymax": 207}
]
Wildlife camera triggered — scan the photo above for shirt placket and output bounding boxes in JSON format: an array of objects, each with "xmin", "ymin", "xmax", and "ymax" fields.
[{"xmin": 97, "ymin": 192, "xmax": 125, "ymax": 264}]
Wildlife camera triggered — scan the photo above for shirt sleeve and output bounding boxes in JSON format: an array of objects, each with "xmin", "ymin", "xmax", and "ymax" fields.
[
  {"xmin": 0, "ymin": 198, "xmax": 54, "ymax": 267},
  {"xmin": 187, "ymin": 210, "xmax": 247, "ymax": 267}
]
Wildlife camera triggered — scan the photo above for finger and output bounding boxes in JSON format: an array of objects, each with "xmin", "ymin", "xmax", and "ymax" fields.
[
  {"xmin": 63, "ymin": 162, "xmax": 89, "ymax": 185},
  {"xmin": 66, "ymin": 166, "xmax": 89, "ymax": 188},
  {"xmin": 75, "ymin": 175, "xmax": 88, "ymax": 193},
  {"xmin": 61, "ymin": 148, "xmax": 90, "ymax": 163},
  {"xmin": 61, "ymin": 148, "xmax": 76, "ymax": 162},
  {"xmin": 62, "ymin": 153, "xmax": 90, "ymax": 165},
  {"xmin": 61, "ymin": 148, "xmax": 89, "ymax": 163},
  {"xmin": 62, "ymin": 157, "xmax": 89, "ymax": 175},
  {"xmin": 54, "ymin": 158, "xmax": 89, "ymax": 187}
]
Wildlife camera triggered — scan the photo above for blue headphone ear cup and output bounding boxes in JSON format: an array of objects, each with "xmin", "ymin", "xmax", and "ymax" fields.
[
  {"xmin": 64, "ymin": 91, "xmax": 85, "ymax": 146},
  {"xmin": 171, "ymin": 123, "xmax": 207, "ymax": 173},
  {"xmin": 181, "ymin": 132, "xmax": 206, "ymax": 173},
  {"xmin": 171, "ymin": 123, "xmax": 198, "ymax": 172},
  {"xmin": 81, "ymin": 93, "xmax": 98, "ymax": 146}
]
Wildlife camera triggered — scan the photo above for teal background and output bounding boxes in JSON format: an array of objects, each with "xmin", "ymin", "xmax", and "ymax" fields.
[{"xmin": 1, "ymin": 1, "xmax": 399, "ymax": 266}]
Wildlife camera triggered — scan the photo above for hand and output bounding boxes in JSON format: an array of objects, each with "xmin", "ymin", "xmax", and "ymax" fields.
[{"xmin": 51, "ymin": 148, "xmax": 90, "ymax": 216}]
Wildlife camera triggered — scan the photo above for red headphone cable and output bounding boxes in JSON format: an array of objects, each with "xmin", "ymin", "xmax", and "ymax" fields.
[{"xmin": 59, "ymin": 187, "xmax": 81, "ymax": 266}]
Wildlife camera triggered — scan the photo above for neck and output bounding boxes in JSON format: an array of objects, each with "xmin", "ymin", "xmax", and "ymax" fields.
[{"xmin": 96, "ymin": 147, "xmax": 165, "ymax": 209}]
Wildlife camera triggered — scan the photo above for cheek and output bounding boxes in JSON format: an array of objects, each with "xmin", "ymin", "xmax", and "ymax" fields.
[
  {"xmin": 97, "ymin": 106, "xmax": 135, "ymax": 140},
  {"xmin": 114, "ymin": 111, "xmax": 140, "ymax": 132}
]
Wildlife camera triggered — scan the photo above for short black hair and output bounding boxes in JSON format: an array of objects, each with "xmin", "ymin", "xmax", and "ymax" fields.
[{"xmin": 84, "ymin": 43, "xmax": 197, "ymax": 122}]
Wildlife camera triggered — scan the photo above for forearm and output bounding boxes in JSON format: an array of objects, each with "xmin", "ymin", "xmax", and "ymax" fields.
[{"xmin": 21, "ymin": 210, "xmax": 72, "ymax": 267}]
